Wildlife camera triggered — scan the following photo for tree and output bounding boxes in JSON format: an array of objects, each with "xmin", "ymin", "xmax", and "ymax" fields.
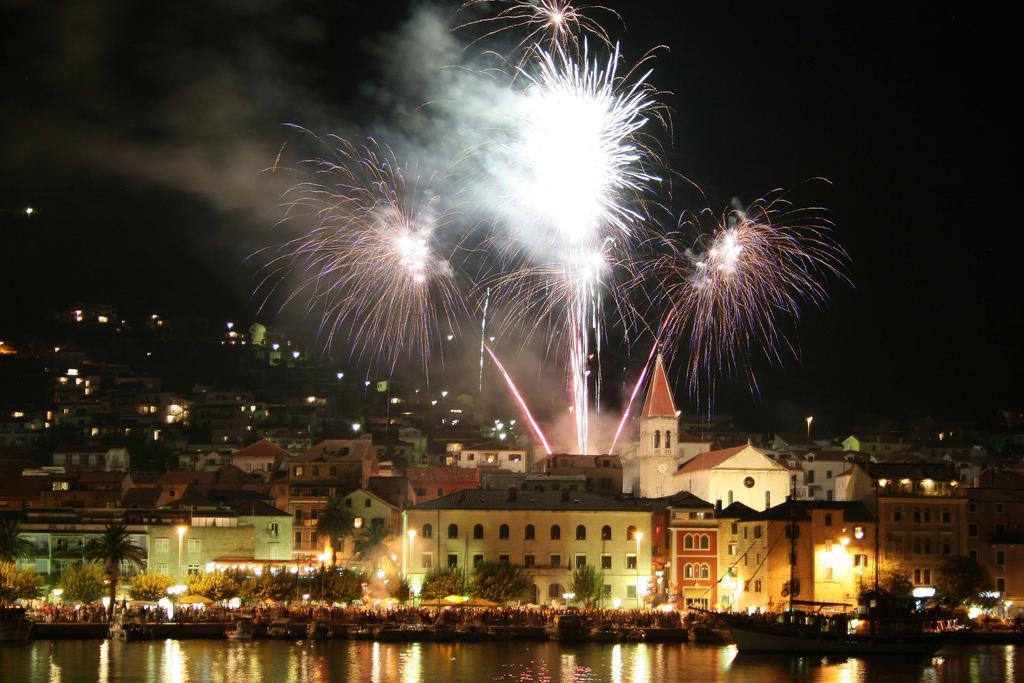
[
  {"xmin": 388, "ymin": 575, "xmax": 411, "ymax": 603},
  {"xmin": 128, "ymin": 573, "xmax": 174, "ymax": 601},
  {"xmin": 0, "ymin": 562, "xmax": 43, "ymax": 604},
  {"xmin": 241, "ymin": 572, "xmax": 297, "ymax": 604},
  {"xmin": 936, "ymin": 555, "xmax": 996, "ymax": 608},
  {"xmin": 471, "ymin": 561, "xmax": 532, "ymax": 604},
  {"xmin": 84, "ymin": 522, "xmax": 146, "ymax": 620},
  {"xmin": 317, "ymin": 497, "xmax": 355, "ymax": 563},
  {"xmin": 187, "ymin": 572, "xmax": 240, "ymax": 602},
  {"xmin": 873, "ymin": 559, "xmax": 914, "ymax": 598},
  {"xmin": 353, "ymin": 524, "xmax": 394, "ymax": 570},
  {"xmin": 569, "ymin": 564, "xmax": 604, "ymax": 607},
  {"xmin": 420, "ymin": 566, "xmax": 465, "ymax": 600},
  {"xmin": 0, "ymin": 518, "xmax": 35, "ymax": 563},
  {"xmin": 323, "ymin": 569, "xmax": 366, "ymax": 603},
  {"xmin": 59, "ymin": 563, "xmax": 106, "ymax": 604}
]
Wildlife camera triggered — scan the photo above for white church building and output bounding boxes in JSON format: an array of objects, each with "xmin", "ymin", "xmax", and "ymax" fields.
[{"xmin": 618, "ymin": 355, "xmax": 789, "ymax": 510}]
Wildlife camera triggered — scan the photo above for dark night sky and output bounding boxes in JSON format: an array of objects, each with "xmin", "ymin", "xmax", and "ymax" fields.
[{"xmin": 0, "ymin": 1, "xmax": 1016, "ymax": 434}]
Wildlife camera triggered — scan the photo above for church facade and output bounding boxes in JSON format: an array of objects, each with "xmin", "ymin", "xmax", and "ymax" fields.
[{"xmin": 618, "ymin": 355, "xmax": 788, "ymax": 511}]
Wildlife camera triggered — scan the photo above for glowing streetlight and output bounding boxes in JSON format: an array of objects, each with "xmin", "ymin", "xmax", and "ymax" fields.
[
  {"xmin": 406, "ymin": 529, "xmax": 417, "ymax": 578},
  {"xmin": 351, "ymin": 423, "xmax": 361, "ymax": 433},
  {"xmin": 24, "ymin": 207, "xmax": 34, "ymax": 216},
  {"xmin": 634, "ymin": 530, "xmax": 644, "ymax": 607},
  {"xmin": 176, "ymin": 526, "xmax": 188, "ymax": 579}
]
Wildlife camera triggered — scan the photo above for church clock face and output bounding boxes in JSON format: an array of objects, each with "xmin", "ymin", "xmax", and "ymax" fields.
[{"xmin": 657, "ymin": 463, "xmax": 669, "ymax": 475}]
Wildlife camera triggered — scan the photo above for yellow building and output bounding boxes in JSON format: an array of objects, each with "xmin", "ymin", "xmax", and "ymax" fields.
[
  {"xmin": 403, "ymin": 489, "xmax": 654, "ymax": 606},
  {"xmin": 718, "ymin": 500, "xmax": 876, "ymax": 612}
]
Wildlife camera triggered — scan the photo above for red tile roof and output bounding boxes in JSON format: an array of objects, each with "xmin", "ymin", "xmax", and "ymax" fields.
[
  {"xmin": 231, "ymin": 439, "xmax": 290, "ymax": 460},
  {"xmin": 295, "ymin": 439, "xmax": 372, "ymax": 462},
  {"xmin": 641, "ymin": 355, "xmax": 677, "ymax": 418},
  {"xmin": 675, "ymin": 444, "xmax": 749, "ymax": 475},
  {"xmin": 405, "ymin": 467, "xmax": 480, "ymax": 483}
]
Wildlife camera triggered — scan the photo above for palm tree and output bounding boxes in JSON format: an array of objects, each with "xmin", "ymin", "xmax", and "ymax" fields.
[
  {"xmin": 0, "ymin": 518, "xmax": 36, "ymax": 563},
  {"xmin": 84, "ymin": 522, "xmax": 146, "ymax": 621},
  {"xmin": 353, "ymin": 524, "xmax": 394, "ymax": 571},
  {"xmin": 316, "ymin": 496, "xmax": 355, "ymax": 564}
]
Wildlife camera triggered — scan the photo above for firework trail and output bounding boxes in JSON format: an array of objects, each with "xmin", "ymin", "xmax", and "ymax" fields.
[
  {"xmin": 606, "ymin": 313, "xmax": 675, "ymax": 454},
  {"xmin": 483, "ymin": 42, "xmax": 662, "ymax": 453},
  {"xmin": 458, "ymin": 1, "xmax": 620, "ymax": 66},
  {"xmin": 651, "ymin": 191, "xmax": 847, "ymax": 398},
  {"xmin": 485, "ymin": 344, "xmax": 553, "ymax": 454},
  {"xmin": 259, "ymin": 138, "xmax": 463, "ymax": 372},
  {"xmin": 479, "ymin": 286, "xmax": 490, "ymax": 392}
]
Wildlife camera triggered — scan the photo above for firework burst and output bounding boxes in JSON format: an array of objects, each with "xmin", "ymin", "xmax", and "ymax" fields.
[
  {"xmin": 481, "ymin": 42, "xmax": 662, "ymax": 452},
  {"xmin": 259, "ymin": 138, "xmax": 463, "ymax": 371},
  {"xmin": 649, "ymin": 191, "xmax": 847, "ymax": 397},
  {"xmin": 458, "ymin": 0, "xmax": 620, "ymax": 64}
]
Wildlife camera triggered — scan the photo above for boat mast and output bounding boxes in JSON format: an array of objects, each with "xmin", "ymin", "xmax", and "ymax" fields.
[
  {"xmin": 874, "ymin": 478, "xmax": 880, "ymax": 591},
  {"xmin": 788, "ymin": 479, "xmax": 796, "ymax": 614}
]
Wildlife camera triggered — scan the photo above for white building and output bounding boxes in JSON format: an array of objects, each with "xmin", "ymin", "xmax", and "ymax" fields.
[
  {"xmin": 445, "ymin": 441, "xmax": 528, "ymax": 473},
  {"xmin": 796, "ymin": 451, "xmax": 852, "ymax": 501},
  {"xmin": 672, "ymin": 444, "xmax": 791, "ymax": 511},
  {"xmin": 52, "ymin": 446, "xmax": 130, "ymax": 472}
]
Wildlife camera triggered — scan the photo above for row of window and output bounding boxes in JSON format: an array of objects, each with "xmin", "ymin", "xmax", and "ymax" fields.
[
  {"xmin": 968, "ymin": 522, "xmax": 1010, "ymax": 538},
  {"xmin": 681, "ymin": 563, "xmax": 711, "ymax": 580},
  {"xmin": 892, "ymin": 507, "xmax": 952, "ymax": 524},
  {"xmin": 890, "ymin": 538, "xmax": 953, "ymax": 556},
  {"xmin": 681, "ymin": 534, "xmax": 711, "ymax": 550},
  {"xmin": 420, "ymin": 523, "xmax": 641, "ymax": 542},
  {"xmin": 420, "ymin": 552, "xmax": 638, "ymax": 570},
  {"xmin": 292, "ymin": 465, "xmax": 344, "ymax": 478},
  {"xmin": 153, "ymin": 538, "xmax": 201, "ymax": 554}
]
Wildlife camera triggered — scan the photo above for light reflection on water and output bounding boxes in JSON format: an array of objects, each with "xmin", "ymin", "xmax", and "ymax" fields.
[{"xmin": 0, "ymin": 641, "xmax": 1019, "ymax": 682}]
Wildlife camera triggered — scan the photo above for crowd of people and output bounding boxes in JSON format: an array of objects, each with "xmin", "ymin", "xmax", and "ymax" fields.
[{"xmin": 28, "ymin": 602, "xmax": 688, "ymax": 629}]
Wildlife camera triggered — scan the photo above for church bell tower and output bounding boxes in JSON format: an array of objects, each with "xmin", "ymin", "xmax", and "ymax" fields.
[{"xmin": 622, "ymin": 354, "xmax": 680, "ymax": 497}]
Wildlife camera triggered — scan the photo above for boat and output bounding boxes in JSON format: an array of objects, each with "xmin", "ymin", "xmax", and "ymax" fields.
[
  {"xmin": 307, "ymin": 619, "xmax": 333, "ymax": 640},
  {"xmin": 0, "ymin": 607, "xmax": 33, "ymax": 641},
  {"xmin": 109, "ymin": 615, "xmax": 154, "ymax": 642},
  {"xmin": 721, "ymin": 487, "xmax": 946, "ymax": 657},
  {"xmin": 720, "ymin": 594, "xmax": 945, "ymax": 656},
  {"xmin": 587, "ymin": 624, "xmax": 618, "ymax": 642},
  {"xmin": 620, "ymin": 627, "xmax": 646, "ymax": 642},
  {"xmin": 348, "ymin": 625, "xmax": 375, "ymax": 640},
  {"xmin": 689, "ymin": 624, "xmax": 725, "ymax": 644},
  {"xmin": 427, "ymin": 622, "xmax": 458, "ymax": 641},
  {"xmin": 454, "ymin": 622, "xmax": 487, "ymax": 641},
  {"xmin": 226, "ymin": 618, "xmax": 255, "ymax": 641},
  {"xmin": 266, "ymin": 618, "xmax": 293, "ymax": 639},
  {"xmin": 546, "ymin": 614, "xmax": 587, "ymax": 641},
  {"xmin": 374, "ymin": 624, "xmax": 414, "ymax": 641}
]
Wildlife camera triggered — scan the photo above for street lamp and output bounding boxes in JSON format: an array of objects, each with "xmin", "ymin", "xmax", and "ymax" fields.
[
  {"xmin": 318, "ymin": 549, "xmax": 331, "ymax": 603},
  {"xmin": 805, "ymin": 416, "xmax": 813, "ymax": 440},
  {"xmin": 176, "ymin": 526, "xmax": 188, "ymax": 579},
  {"xmin": 406, "ymin": 529, "xmax": 417, "ymax": 578},
  {"xmin": 634, "ymin": 531, "xmax": 644, "ymax": 608}
]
